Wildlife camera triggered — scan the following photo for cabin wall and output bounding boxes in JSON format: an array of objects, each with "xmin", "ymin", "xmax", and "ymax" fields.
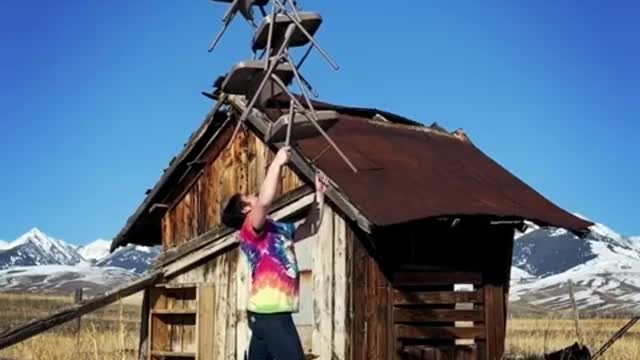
[
  {"xmin": 348, "ymin": 220, "xmax": 515, "ymax": 360},
  {"xmin": 347, "ymin": 225, "xmax": 393, "ymax": 360},
  {"xmin": 157, "ymin": 202, "xmax": 350, "ymax": 360},
  {"xmin": 161, "ymin": 125, "xmax": 303, "ymax": 249},
  {"xmin": 311, "ymin": 204, "xmax": 351, "ymax": 360},
  {"xmin": 167, "ymin": 248, "xmax": 244, "ymax": 360}
]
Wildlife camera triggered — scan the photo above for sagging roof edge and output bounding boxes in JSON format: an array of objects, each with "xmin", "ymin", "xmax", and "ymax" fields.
[
  {"xmin": 111, "ymin": 95, "xmax": 594, "ymax": 252},
  {"xmin": 229, "ymin": 96, "xmax": 593, "ymax": 237},
  {"xmin": 110, "ymin": 95, "xmax": 404, "ymax": 252}
]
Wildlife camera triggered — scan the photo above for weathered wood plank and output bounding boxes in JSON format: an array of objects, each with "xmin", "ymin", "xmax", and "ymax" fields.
[
  {"xmin": 151, "ymin": 311, "xmax": 169, "ymax": 353},
  {"xmin": 484, "ymin": 284, "xmax": 497, "ymax": 360},
  {"xmin": 395, "ymin": 325, "xmax": 487, "ymax": 340},
  {"xmin": 392, "ymin": 272, "xmax": 482, "ymax": 286},
  {"xmin": 351, "ymin": 229, "xmax": 367, "ymax": 360},
  {"xmin": 170, "ymin": 316, "xmax": 184, "ymax": 353},
  {"xmin": 182, "ymin": 316, "xmax": 196, "ymax": 354},
  {"xmin": 393, "ymin": 309, "xmax": 484, "ymax": 323},
  {"xmin": 0, "ymin": 271, "xmax": 162, "ymax": 350},
  {"xmin": 163, "ymin": 233, "xmax": 238, "ymax": 278},
  {"xmin": 377, "ymin": 262, "xmax": 390, "ymax": 360},
  {"xmin": 198, "ymin": 284, "xmax": 215, "ymax": 360},
  {"xmin": 344, "ymin": 224, "xmax": 353, "ymax": 360},
  {"xmin": 236, "ymin": 249, "xmax": 251, "ymax": 360},
  {"xmin": 332, "ymin": 213, "xmax": 347, "ymax": 360},
  {"xmin": 225, "ymin": 251, "xmax": 238, "ymax": 360},
  {"xmin": 394, "ymin": 290, "xmax": 484, "ymax": 305},
  {"xmin": 150, "ymin": 350, "xmax": 195, "ymax": 357},
  {"xmin": 364, "ymin": 254, "xmax": 375, "ymax": 360},
  {"xmin": 484, "ymin": 284, "xmax": 505, "ymax": 360},
  {"xmin": 213, "ymin": 254, "xmax": 229, "ymax": 360},
  {"xmin": 312, "ymin": 204, "xmax": 334, "ymax": 360},
  {"xmin": 138, "ymin": 289, "xmax": 151, "ymax": 360}
]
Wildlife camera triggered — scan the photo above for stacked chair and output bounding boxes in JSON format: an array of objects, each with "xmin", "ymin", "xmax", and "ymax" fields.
[{"xmin": 207, "ymin": 0, "xmax": 358, "ymax": 173}]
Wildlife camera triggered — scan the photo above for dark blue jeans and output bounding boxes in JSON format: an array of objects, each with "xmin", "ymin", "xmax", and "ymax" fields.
[{"xmin": 247, "ymin": 312, "xmax": 305, "ymax": 360}]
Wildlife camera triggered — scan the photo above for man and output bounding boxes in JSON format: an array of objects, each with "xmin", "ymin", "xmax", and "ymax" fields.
[{"xmin": 221, "ymin": 146, "xmax": 328, "ymax": 360}]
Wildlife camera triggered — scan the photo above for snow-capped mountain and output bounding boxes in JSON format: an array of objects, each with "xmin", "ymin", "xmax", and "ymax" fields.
[
  {"xmin": 0, "ymin": 228, "xmax": 86, "ymax": 270},
  {"xmin": 0, "ymin": 229, "xmax": 161, "ymax": 294},
  {"xmin": 510, "ymin": 215, "xmax": 640, "ymax": 314},
  {"xmin": 0, "ymin": 265, "xmax": 138, "ymax": 296},
  {"xmin": 77, "ymin": 239, "xmax": 112, "ymax": 262},
  {"xmin": 96, "ymin": 244, "xmax": 162, "ymax": 274}
]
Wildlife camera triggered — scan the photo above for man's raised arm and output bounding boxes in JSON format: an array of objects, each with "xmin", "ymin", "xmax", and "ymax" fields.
[{"xmin": 250, "ymin": 146, "xmax": 291, "ymax": 231}]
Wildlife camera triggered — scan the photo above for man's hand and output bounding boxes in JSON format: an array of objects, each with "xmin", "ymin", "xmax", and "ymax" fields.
[
  {"xmin": 273, "ymin": 146, "xmax": 291, "ymax": 167},
  {"xmin": 315, "ymin": 172, "xmax": 329, "ymax": 204},
  {"xmin": 293, "ymin": 171, "xmax": 330, "ymax": 242}
]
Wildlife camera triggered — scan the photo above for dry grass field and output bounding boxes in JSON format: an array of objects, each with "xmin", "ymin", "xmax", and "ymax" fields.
[
  {"xmin": 506, "ymin": 317, "xmax": 640, "ymax": 360},
  {"xmin": 0, "ymin": 292, "xmax": 142, "ymax": 360},
  {"xmin": 0, "ymin": 292, "xmax": 638, "ymax": 360}
]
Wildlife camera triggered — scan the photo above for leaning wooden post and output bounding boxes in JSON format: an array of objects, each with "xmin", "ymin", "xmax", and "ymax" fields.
[
  {"xmin": 74, "ymin": 288, "xmax": 83, "ymax": 342},
  {"xmin": 568, "ymin": 280, "xmax": 584, "ymax": 346}
]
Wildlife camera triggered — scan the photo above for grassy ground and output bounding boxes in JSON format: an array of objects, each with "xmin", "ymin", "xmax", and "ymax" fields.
[
  {"xmin": 0, "ymin": 292, "xmax": 142, "ymax": 360},
  {"xmin": 0, "ymin": 292, "xmax": 638, "ymax": 359},
  {"xmin": 506, "ymin": 317, "xmax": 640, "ymax": 360}
]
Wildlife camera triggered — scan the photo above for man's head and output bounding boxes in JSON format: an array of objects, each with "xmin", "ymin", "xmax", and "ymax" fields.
[{"xmin": 221, "ymin": 192, "xmax": 258, "ymax": 230}]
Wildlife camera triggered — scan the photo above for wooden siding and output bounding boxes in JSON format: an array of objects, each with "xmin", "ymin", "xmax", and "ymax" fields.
[
  {"xmin": 311, "ymin": 204, "xmax": 350, "ymax": 360},
  {"xmin": 348, "ymin": 226, "xmax": 393, "ymax": 360},
  {"xmin": 347, "ymin": 220, "xmax": 515, "ymax": 360},
  {"xmin": 167, "ymin": 249, "xmax": 242, "ymax": 360},
  {"xmin": 162, "ymin": 125, "xmax": 302, "ymax": 249},
  {"xmin": 157, "ymin": 200, "xmax": 351, "ymax": 360}
]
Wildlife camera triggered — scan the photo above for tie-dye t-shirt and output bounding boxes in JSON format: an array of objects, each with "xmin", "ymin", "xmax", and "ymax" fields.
[{"xmin": 238, "ymin": 217, "xmax": 299, "ymax": 314}]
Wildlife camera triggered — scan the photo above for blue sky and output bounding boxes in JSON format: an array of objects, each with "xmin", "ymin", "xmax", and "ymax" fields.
[{"xmin": 0, "ymin": 1, "xmax": 638, "ymax": 245}]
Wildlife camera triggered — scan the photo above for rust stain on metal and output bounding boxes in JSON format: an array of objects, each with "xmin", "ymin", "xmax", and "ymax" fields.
[{"xmin": 264, "ymin": 107, "xmax": 592, "ymax": 233}]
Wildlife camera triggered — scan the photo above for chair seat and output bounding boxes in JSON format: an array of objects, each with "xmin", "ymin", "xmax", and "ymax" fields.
[
  {"xmin": 253, "ymin": 12, "xmax": 323, "ymax": 51},
  {"xmin": 267, "ymin": 110, "xmax": 339, "ymax": 143},
  {"xmin": 212, "ymin": 0, "xmax": 269, "ymax": 5},
  {"xmin": 221, "ymin": 60, "xmax": 294, "ymax": 96}
]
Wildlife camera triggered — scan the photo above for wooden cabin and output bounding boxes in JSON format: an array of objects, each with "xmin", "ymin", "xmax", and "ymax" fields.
[{"xmin": 109, "ymin": 95, "xmax": 592, "ymax": 360}]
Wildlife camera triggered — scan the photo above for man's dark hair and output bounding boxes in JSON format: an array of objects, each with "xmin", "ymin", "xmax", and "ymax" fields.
[{"xmin": 222, "ymin": 193, "xmax": 248, "ymax": 230}]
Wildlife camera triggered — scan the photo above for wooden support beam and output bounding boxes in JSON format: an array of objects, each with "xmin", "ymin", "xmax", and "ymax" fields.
[
  {"xmin": 395, "ymin": 325, "xmax": 486, "ymax": 340},
  {"xmin": 393, "ymin": 309, "xmax": 484, "ymax": 323},
  {"xmin": 392, "ymin": 271, "xmax": 483, "ymax": 286},
  {"xmin": 161, "ymin": 193, "xmax": 315, "ymax": 277},
  {"xmin": 187, "ymin": 159, "xmax": 208, "ymax": 168},
  {"xmin": 155, "ymin": 186, "xmax": 313, "ymax": 268},
  {"xmin": 149, "ymin": 203, "xmax": 170, "ymax": 214},
  {"xmin": 394, "ymin": 290, "xmax": 484, "ymax": 305},
  {"xmin": 0, "ymin": 271, "xmax": 163, "ymax": 350},
  {"xmin": 227, "ymin": 95, "xmax": 373, "ymax": 234}
]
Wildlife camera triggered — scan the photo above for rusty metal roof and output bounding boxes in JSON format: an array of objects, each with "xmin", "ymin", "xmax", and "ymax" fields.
[
  {"xmin": 112, "ymin": 97, "xmax": 592, "ymax": 251},
  {"xmin": 264, "ymin": 107, "xmax": 592, "ymax": 233}
]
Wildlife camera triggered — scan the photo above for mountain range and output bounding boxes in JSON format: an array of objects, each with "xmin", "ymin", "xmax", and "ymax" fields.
[
  {"xmin": 1, "ymin": 217, "xmax": 639, "ymax": 314},
  {"xmin": 0, "ymin": 228, "xmax": 160, "ymax": 296},
  {"xmin": 510, "ymin": 214, "xmax": 640, "ymax": 315}
]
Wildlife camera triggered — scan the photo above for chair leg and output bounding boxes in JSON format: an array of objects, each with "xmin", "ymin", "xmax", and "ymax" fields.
[{"xmin": 270, "ymin": 73, "xmax": 358, "ymax": 173}]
